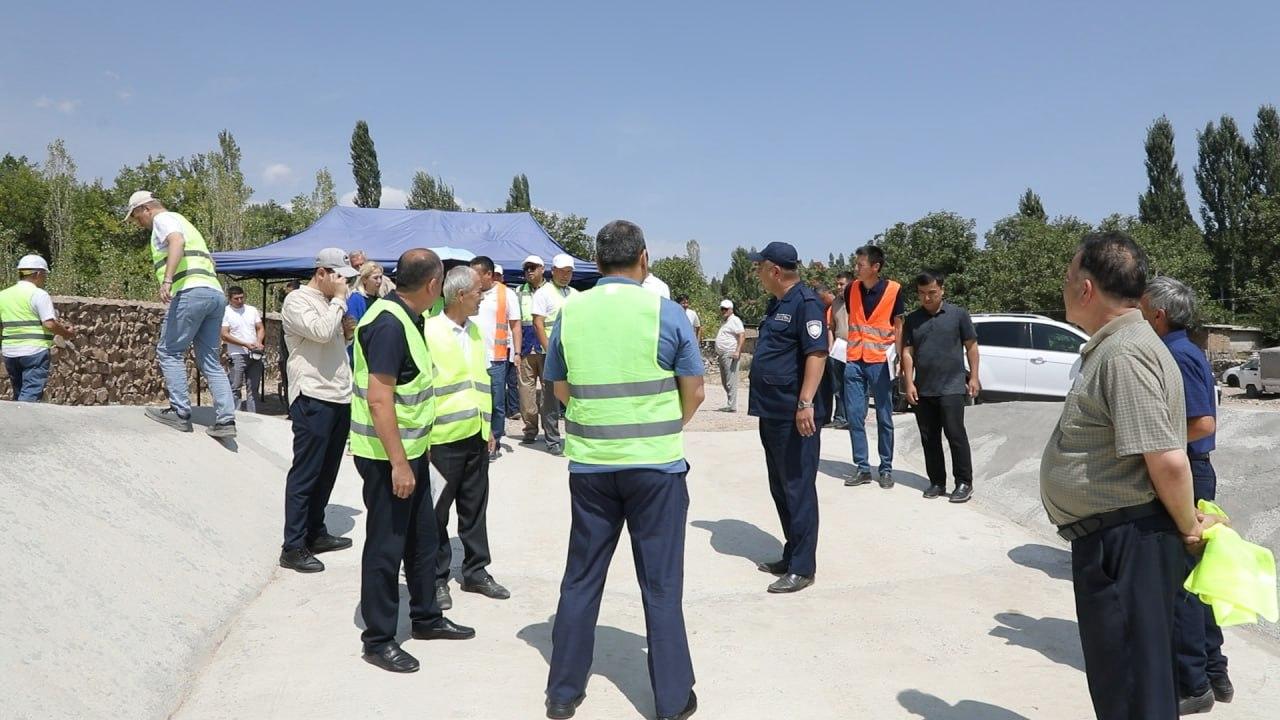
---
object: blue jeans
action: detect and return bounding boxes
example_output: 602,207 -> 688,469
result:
5,350 -> 51,402
488,361 -> 508,439
157,287 -> 235,424
844,360 -> 894,474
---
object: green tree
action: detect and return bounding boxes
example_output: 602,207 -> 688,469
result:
1195,115 -> 1252,308
650,256 -> 708,303
968,215 -> 1090,315
874,211 -> 978,304
504,173 -> 531,212
312,167 -> 338,214
1251,105 -> 1280,197
1098,214 -> 1214,297
204,130 -> 252,250
1018,188 -> 1047,221
0,154 -> 50,256
42,139 -> 77,264
720,247 -> 767,323
350,120 -> 382,208
406,171 -> 460,211
530,207 -> 592,259
1138,116 -> 1197,231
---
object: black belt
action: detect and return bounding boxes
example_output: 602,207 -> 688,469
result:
1189,452 -> 1211,461
1056,500 -> 1165,542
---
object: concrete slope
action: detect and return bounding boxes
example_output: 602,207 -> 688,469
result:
172,426 -> 1280,720
0,403 -> 292,720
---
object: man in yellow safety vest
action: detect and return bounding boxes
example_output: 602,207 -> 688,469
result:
0,254 -> 75,401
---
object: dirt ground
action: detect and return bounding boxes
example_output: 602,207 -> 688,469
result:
1219,383 -> 1280,410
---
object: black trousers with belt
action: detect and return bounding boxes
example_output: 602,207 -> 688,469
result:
1174,456 -> 1228,695
913,394 -> 973,489
548,469 -> 695,719
1072,510 -> 1184,720
357,455 -> 442,652
282,395 -> 350,550
758,418 -> 820,577
430,432 -> 492,585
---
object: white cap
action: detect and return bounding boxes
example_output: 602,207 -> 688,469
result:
315,247 -> 359,278
720,299 -> 734,309
123,190 -> 157,219
493,263 -> 504,275
17,254 -> 49,272
522,255 -> 544,268
552,253 -> 575,270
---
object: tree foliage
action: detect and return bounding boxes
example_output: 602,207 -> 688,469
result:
1138,116 -> 1196,231
42,139 -> 76,264
350,120 -> 382,208
874,211 -> 978,304
1251,105 -> 1280,197
530,207 -> 592,259
1195,115 -> 1252,307
505,173 -> 531,212
1017,188 -> 1046,221
719,247 -> 767,323
407,171 -> 460,211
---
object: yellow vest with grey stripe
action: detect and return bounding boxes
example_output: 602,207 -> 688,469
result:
349,300 -> 435,460
559,282 -> 684,465
423,314 -> 491,444
0,282 -> 54,350
150,213 -> 220,293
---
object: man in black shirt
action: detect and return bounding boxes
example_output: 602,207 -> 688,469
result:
900,271 -> 979,503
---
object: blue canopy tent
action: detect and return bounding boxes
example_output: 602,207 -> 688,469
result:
212,207 -> 599,283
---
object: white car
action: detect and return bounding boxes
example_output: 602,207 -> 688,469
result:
971,313 -> 1089,401
1221,358 -> 1255,388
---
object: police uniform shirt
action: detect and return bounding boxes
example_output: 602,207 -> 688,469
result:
357,292 -> 425,384
748,282 -> 829,420
543,276 -> 704,473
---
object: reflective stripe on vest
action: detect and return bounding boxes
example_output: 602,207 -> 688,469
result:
349,300 -> 435,460
423,314 -> 492,445
560,282 -> 683,465
846,280 -> 900,363
0,282 -> 54,349
149,213 -> 221,294
493,282 -> 510,361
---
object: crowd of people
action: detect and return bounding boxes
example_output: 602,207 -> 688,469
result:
0,190 -> 1242,720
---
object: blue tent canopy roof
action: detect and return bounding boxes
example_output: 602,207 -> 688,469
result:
212,207 -> 599,282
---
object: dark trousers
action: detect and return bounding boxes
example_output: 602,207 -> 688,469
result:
4,350 -> 51,402
827,357 -> 846,423
913,394 -> 973,488
758,418 -> 820,576
282,395 -> 350,550
1174,457 -> 1228,695
549,469 -> 695,718
357,455 -> 442,652
1072,511 -> 1184,720
505,360 -> 520,416
431,433 -> 492,585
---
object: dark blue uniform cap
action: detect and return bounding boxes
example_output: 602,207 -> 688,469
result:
747,242 -> 799,269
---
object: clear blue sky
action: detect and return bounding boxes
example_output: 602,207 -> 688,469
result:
2,1 -> 1277,275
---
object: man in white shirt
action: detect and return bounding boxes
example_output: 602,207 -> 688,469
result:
469,255 -> 522,462
221,285 -> 265,413
678,295 -> 702,344
643,272 -> 671,298
0,254 -> 75,402
715,299 -> 746,412
278,248 -> 360,574
529,253 -> 579,455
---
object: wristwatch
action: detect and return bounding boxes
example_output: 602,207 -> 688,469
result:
796,400 -> 814,410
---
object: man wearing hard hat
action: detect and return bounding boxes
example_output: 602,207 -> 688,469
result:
0,255 -> 75,401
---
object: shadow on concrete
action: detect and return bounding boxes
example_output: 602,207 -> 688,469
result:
818,459 -> 855,481
518,615 -> 654,718
184,407 -> 240,452
1007,543 -> 1072,581
816,459 -> 932,492
989,612 -> 1085,672
898,689 -> 1031,719
689,519 -> 783,566
324,504 -> 361,537
353,584 -> 413,645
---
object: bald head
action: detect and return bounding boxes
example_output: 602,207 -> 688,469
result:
396,248 -> 443,291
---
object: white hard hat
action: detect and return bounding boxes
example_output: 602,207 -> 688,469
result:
552,253 -> 575,270
17,254 -> 49,272
492,263 -> 504,275
720,299 -> 734,309
522,255 -> 544,268
123,190 -> 158,219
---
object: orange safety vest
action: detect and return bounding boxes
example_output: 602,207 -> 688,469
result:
493,281 -> 510,361
846,279 -> 900,363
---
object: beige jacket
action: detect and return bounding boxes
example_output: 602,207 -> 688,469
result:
282,285 -> 351,404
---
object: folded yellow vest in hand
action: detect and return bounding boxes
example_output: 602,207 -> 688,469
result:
1183,500 -> 1279,627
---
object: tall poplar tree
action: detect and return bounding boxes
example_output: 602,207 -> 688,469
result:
1251,105 -> 1280,197
1017,188 -> 1046,221
350,121 -> 382,208
1138,116 -> 1196,231
504,173 -> 530,212
1195,116 -> 1253,308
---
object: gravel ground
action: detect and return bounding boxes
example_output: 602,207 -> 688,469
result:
1219,384 -> 1280,410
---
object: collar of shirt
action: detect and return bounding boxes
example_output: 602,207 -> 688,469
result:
922,303 -> 948,317
446,315 -> 473,333
596,276 -> 642,288
1161,328 -> 1190,348
1080,309 -> 1143,357
384,291 -> 424,324
859,278 -> 887,296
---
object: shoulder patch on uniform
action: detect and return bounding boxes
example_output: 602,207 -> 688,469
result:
806,320 -> 823,339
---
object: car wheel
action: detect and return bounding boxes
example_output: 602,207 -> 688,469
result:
1246,384 -> 1261,399
1227,376 -> 1239,388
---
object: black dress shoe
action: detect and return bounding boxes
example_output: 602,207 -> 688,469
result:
488,449 -> 501,462
280,548 -> 324,573
877,471 -> 895,489
435,583 -> 453,611
308,534 -> 353,554
1178,686 -> 1214,715
767,573 -> 814,593
461,574 -> 511,599
545,694 -> 585,719
949,483 -> 973,503
411,616 -> 476,641
520,435 -> 537,445
362,643 -> 419,673
845,471 -> 872,487
923,484 -> 944,499
756,559 -> 788,575
658,690 -> 698,720
1210,673 -> 1234,703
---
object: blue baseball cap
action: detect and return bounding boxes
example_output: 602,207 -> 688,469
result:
747,241 -> 799,269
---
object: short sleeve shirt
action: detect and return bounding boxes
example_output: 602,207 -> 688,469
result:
472,284 -> 520,362
715,315 -> 745,354
1039,311 -> 1186,526
748,283 -> 829,420
221,304 -> 262,355
1162,330 -> 1216,455
357,293 -> 425,384
150,211 -> 187,252
902,302 -> 976,397
685,308 -> 701,329
531,283 -> 574,319
2,281 -> 56,359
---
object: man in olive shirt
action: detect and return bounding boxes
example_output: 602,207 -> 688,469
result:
1040,232 -> 1214,720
